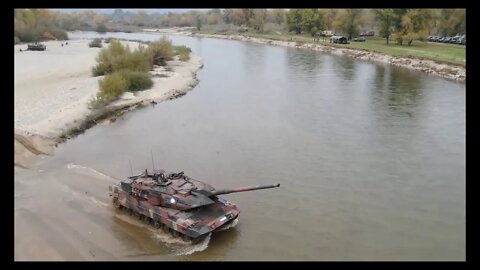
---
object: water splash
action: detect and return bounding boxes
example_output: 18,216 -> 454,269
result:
66,163 -> 119,183
60,184 -> 110,208
217,218 -> 239,231
151,231 -> 192,246
170,233 -> 211,256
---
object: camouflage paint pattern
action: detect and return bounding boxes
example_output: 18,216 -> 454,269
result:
109,169 -> 280,241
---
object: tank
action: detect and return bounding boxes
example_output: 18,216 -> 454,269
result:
108,169 -> 280,242
27,43 -> 46,51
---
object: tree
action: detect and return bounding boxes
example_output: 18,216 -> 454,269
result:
242,9 -> 254,27
251,9 -> 267,31
222,9 -> 232,24
286,9 -> 303,34
375,9 -> 396,44
338,9 -> 364,40
96,23 -> 108,33
301,9 -> 325,36
207,12 -> 220,25
230,9 -> 245,26
393,9 -> 433,46
434,9 -> 465,36
322,9 -> 339,31
196,16 -> 202,30
271,9 -> 286,25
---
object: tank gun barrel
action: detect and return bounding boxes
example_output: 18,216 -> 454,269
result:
211,183 -> 280,196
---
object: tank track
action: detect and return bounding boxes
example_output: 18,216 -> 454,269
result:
112,197 -> 207,243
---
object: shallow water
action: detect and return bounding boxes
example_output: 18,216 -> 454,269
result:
14,32 -> 465,260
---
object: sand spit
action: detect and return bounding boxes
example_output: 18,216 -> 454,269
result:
14,39 -> 203,169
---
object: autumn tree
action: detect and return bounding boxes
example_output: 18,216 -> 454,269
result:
271,9 -> 286,25
434,9 -> 465,36
393,9 -> 433,45
338,9 -> 364,40
286,9 -> 303,34
242,9 -> 254,27
322,9 -> 339,31
251,9 -> 267,31
230,9 -> 246,26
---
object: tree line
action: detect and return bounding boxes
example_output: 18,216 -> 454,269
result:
14,9 -> 466,46
14,9 -> 68,43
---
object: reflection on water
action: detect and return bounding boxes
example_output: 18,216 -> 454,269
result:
15,32 -> 465,261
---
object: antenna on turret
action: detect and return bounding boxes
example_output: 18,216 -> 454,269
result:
151,150 -> 155,171
129,159 -> 133,176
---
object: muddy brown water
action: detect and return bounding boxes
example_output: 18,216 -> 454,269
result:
14,32 -> 465,260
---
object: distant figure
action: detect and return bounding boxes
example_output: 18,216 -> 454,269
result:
19,48 -> 23,52
66,42 -> 68,45
61,43 -> 64,47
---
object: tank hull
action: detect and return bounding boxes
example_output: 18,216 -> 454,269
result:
109,183 -> 240,241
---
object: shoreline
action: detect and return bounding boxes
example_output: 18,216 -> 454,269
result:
14,39 -> 203,169
148,28 -> 465,82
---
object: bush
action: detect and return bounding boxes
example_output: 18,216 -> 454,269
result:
147,37 -> 174,66
47,27 -> 68,40
96,72 -> 129,103
117,70 -> 153,92
89,38 -> 102,48
92,64 -> 108,76
96,23 -> 108,33
175,45 -> 191,61
14,36 -> 20,44
92,41 -> 150,76
104,37 -> 114,43
116,50 -> 151,72
42,31 -> 56,40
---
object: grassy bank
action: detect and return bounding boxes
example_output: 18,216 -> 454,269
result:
194,29 -> 466,66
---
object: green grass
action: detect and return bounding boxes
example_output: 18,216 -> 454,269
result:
195,29 -> 466,66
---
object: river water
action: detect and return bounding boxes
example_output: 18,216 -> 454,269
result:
14,32 -> 465,260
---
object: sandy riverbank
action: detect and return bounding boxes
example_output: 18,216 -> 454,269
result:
149,28 -> 465,82
14,39 -> 203,169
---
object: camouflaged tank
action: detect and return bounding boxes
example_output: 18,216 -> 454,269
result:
109,169 -> 280,242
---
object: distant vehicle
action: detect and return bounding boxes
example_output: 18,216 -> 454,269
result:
360,31 -> 375,37
321,30 -> 335,37
27,43 -> 46,51
353,37 -> 366,42
330,36 -> 349,44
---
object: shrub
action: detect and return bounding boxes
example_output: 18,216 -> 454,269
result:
92,64 -> 108,76
104,37 -> 114,43
115,50 -> 151,72
14,36 -> 20,44
96,23 -> 108,33
48,27 -> 68,40
117,70 -> 153,92
89,38 -> 103,48
92,41 -> 151,76
147,37 -> 174,66
175,45 -> 191,61
96,72 -> 129,103
42,31 -> 55,40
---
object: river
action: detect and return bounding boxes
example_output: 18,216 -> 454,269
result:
14,32 -> 465,260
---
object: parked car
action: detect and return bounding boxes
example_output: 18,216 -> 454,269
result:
353,37 -> 366,42
330,36 -> 349,44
